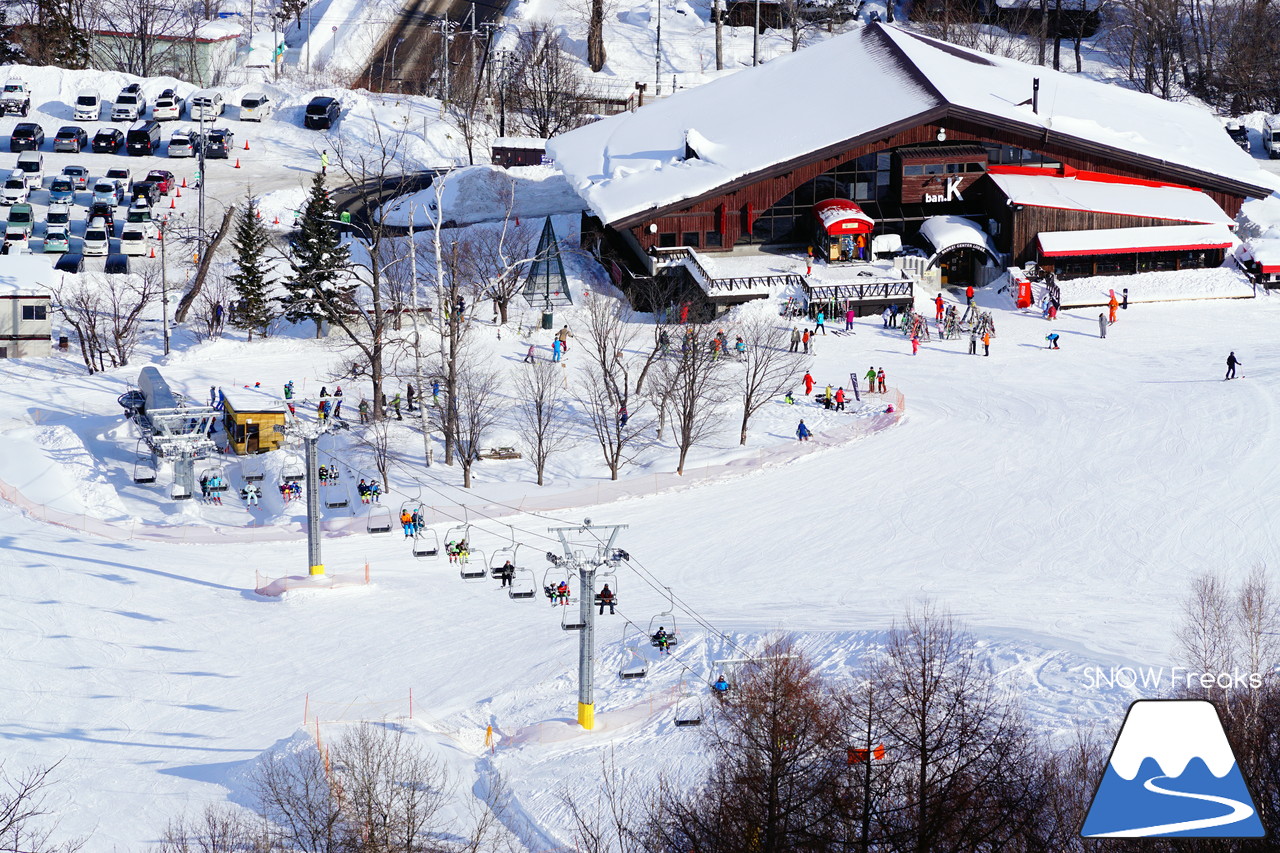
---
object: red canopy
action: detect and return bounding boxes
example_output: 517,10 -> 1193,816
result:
813,199 -> 874,236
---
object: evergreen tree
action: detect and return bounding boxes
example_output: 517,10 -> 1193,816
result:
281,172 -> 351,337
226,197 -> 276,340
0,9 -> 28,65
25,0 -> 88,68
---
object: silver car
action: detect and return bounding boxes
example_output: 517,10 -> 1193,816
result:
168,129 -> 196,158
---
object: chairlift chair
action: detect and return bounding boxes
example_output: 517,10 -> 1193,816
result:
443,522 -> 470,551
132,440 -> 156,484
281,454 -> 304,483
171,482 -> 192,501
366,504 -> 392,534
489,540 -> 521,579
324,480 -> 350,509
561,600 -> 586,631
242,460 -> 264,482
508,568 -> 536,599
647,587 -> 680,651
200,466 -> 229,491
618,626 -> 648,679
459,548 -> 487,581
413,528 -> 440,558
674,679 -> 704,727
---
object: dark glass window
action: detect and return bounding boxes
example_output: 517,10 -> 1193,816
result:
682,232 -> 700,247
904,165 -> 923,176
21,304 -> 46,321
705,231 -> 723,247
658,232 -> 677,248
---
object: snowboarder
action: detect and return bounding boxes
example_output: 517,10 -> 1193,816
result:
814,311 -> 826,335
1098,313 -> 1107,338
358,399 -> 369,424
969,329 -> 978,355
803,372 -> 815,395
1046,332 -> 1061,349
358,480 -> 370,503
1226,351 -> 1241,380
865,366 -> 877,394
796,420 -> 812,441
597,583 -> 616,615
982,331 -> 991,357
524,343 -> 536,363
877,368 -> 887,394
835,387 -> 846,411
935,293 -> 945,321
784,390 -> 795,405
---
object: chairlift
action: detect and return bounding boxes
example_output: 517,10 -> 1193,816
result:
618,625 -> 648,679
594,566 -> 618,614
647,587 -> 680,652
489,526 -> 520,577
366,504 -> 392,534
324,475 -> 350,509
674,678 -> 704,727
561,598 -> 586,631
413,528 -> 440,558
200,466 -> 229,491
459,548 -> 487,581
281,454 -> 304,483
507,567 -> 536,599
132,440 -> 156,484
242,459 -> 264,482
443,521 -> 470,551
171,482 -> 192,501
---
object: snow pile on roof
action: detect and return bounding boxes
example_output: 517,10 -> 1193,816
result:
988,172 -> 1235,225
194,17 -> 244,40
494,136 -> 548,149
380,165 -> 586,228
0,255 -> 54,295
1055,265 -> 1253,305
548,23 -> 1277,227
814,199 -> 873,232
547,26 -> 936,224
220,384 -> 287,413
919,215 -> 999,261
1037,223 -> 1237,256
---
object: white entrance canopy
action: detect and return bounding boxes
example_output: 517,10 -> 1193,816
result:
919,215 -> 1001,268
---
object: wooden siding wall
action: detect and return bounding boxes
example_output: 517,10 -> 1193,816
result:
1008,208 -> 1214,266
625,119 -> 1246,253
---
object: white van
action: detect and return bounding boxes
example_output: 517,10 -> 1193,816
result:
1265,115 -> 1280,159
239,92 -> 272,121
83,218 -> 110,256
189,89 -> 224,121
119,227 -> 148,256
74,90 -> 100,121
15,151 -> 42,189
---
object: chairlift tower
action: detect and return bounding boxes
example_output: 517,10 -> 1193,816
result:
287,417 -> 340,576
549,519 -> 628,730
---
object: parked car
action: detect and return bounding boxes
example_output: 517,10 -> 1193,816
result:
203,128 -> 234,159
9,122 -> 43,152
61,165 -> 90,189
92,128 -> 124,153
125,203 -> 156,237
1226,121 -> 1250,152
112,84 -> 146,121
46,202 -> 70,227
126,119 -> 161,156
153,89 -> 184,121
168,128 -> 197,157
189,89 -> 224,120
55,252 -> 84,273
105,253 -> 130,274
239,92 -> 272,121
14,151 -> 42,188
92,181 -> 123,206
304,96 -> 340,130
145,169 -> 174,194
53,125 -> 88,153
74,90 -> 100,121
1,175 -> 28,205
42,226 -> 69,253
119,227 -> 148,255
48,178 -> 74,204
7,202 -> 34,239
82,217 -> 109,255
87,202 -> 116,230
105,167 -> 132,196
131,180 -> 159,207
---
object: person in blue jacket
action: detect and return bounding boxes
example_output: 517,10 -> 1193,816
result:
797,420 -> 812,441
814,310 -> 826,335
713,675 -> 730,694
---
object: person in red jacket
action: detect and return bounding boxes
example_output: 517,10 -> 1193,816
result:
934,293 -> 944,321
966,284 -> 975,305
803,371 -> 815,395
834,387 -> 846,411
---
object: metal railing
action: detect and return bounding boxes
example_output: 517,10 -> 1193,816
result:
650,246 -> 806,296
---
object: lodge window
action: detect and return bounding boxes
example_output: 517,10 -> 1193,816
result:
705,231 -> 723,247
658,232 -> 677,248
1061,261 -> 1093,278
21,304 -> 46,321
682,232 -> 700,247
1095,258 -> 1128,275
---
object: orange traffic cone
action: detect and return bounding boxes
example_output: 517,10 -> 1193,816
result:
175,187 -> 182,198
244,139 -> 250,151
169,197 -> 176,209
256,209 -> 262,219
272,215 -> 279,225
234,158 -> 240,169
149,246 -> 155,258
181,176 -> 187,188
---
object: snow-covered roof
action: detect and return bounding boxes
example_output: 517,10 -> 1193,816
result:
0,256 -> 54,296
220,384 -> 287,414
988,172 -> 1235,225
919,215 -> 999,265
547,24 -> 1274,227
493,136 -> 547,150
1245,238 -> 1280,273
1037,223 -> 1237,257
814,199 -> 873,234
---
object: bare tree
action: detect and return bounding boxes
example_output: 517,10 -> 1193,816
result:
453,179 -> 538,326
575,295 -> 654,479
189,268 -> 231,343
508,25 -> 599,138
0,760 -> 83,853
451,361 -> 504,488
652,325 -> 728,475
49,279 -> 105,374
331,723 -> 449,850
174,205 -> 236,324
513,358 -> 574,485
559,752 -> 651,853
159,804 -> 264,853
91,0 -> 195,78
733,313 -> 806,445
50,271 -> 156,371
251,737 -> 345,853
356,417 -> 394,485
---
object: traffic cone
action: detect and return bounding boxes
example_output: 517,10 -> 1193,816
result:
181,177 -> 187,188
272,215 -> 279,225
175,187 -> 181,198
169,196 -> 176,209
234,158 -> 240,169
244,139 -> 250,151
256,209 -> 262,219
149,246 -> 155,258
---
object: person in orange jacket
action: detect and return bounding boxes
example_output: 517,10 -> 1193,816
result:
803,371 -> 815,395
934,293 -> 945,321
982,330 -> 991,356
1108,292 -> 1119,324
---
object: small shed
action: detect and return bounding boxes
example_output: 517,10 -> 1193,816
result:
492,136 -> 548,168
0,255 -> 52,358
813,199 -> 874,262
220,385 -> 288,455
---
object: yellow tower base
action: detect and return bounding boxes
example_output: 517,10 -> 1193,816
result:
309,564 -> 325,576
577,701 -> 595,730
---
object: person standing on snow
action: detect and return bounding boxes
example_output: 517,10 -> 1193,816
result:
803,371 -> 815,396
796,420 -> 812,441
845,307 -> 855,331
320,149 -> 329,176
1098,313 -> 1107,339
1108,292 -> 1119,324
935,293 -> 945,322
823,384 -> 833,408
358,399 -> 369,423
524,343 -> 536,363
969,329 -> 978,355
982,331 -> 991,357
835,387 -> 846,411
552,338 -> 562,362
865,366 -> 877,394
814,311 -> 826,335
406,384 -> 415,412
877,368 -> 887,394
557,325 -> 573,353
1046,332 -> 1061,349
882,306 -> 892,328
1226,351 -> 1242,380
911,334 -> 920,356
802,328 -> 811,354
392,392 -> 402,420
432,380 -> 440,406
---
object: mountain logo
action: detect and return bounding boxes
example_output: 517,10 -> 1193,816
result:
1082,699 -> 1265,838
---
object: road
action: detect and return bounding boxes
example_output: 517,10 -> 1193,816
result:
330,171 -> 437,235
357,0 -> 507,95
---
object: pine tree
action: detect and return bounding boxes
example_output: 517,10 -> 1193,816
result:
0,9 -> 28,65
27,0 -> 87,68
281,172 -> 351,337
226,197 -> 276,340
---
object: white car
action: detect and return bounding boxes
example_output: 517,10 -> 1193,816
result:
153,89 -> 184,121
1,176 -> 28,205
239,92 -> 272,121
74,90 -> 100,121
92,181 -> 122,206
46,202 -> 70,227
119,227 -> 148,256
82,218 -> 110,256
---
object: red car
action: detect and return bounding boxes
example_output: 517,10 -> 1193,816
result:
145,169 -> 175,195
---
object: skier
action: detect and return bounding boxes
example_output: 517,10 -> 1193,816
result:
284,381 -> 293,400
982,331 -> 991,357
1046,332 -> 1061,349
1098,313 -> 1107,339
652,626 -> 671,654
803,371 -> 815,396
209,386 -> 217,406
935,293 -> 944,321
499,560 -> 515,588
1226,351 -> 1241,380
358,479 -> 370,503
597,583 -> 616,615
712,675 -> 730,694
835,387 -> 846,412
369,481 -> 382,502
877,368 -> 887,394
318,465 -> 329,485
552,338 -> 562,362
199,475 -> 211,500
333,387 -> 343,419
557,325 -> 573,353
845,307 -> 855,331
320,387 -> 329,400
524,343 -> 536,363
243,483 -> 261,507
865,366 -> 877,394
1041,295 -> 1051,320
358,399 -> 369,424
814,311 -> 826,335
796,420 -> 812,441
969,329 -> 978,355
734,337 -> 746,358
556,580 -> 570,605
400,509 -> 414,538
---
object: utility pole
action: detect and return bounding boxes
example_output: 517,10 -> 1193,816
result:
549,520 -> 628,730
159,215 -> 170,355
753,0 -> 761,66
655,0 -> 662,96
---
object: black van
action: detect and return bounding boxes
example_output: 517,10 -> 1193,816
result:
125,119 -> 161,156
304,97 -> 340,130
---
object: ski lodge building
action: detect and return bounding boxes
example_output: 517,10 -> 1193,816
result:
547,23 -> 1273,317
